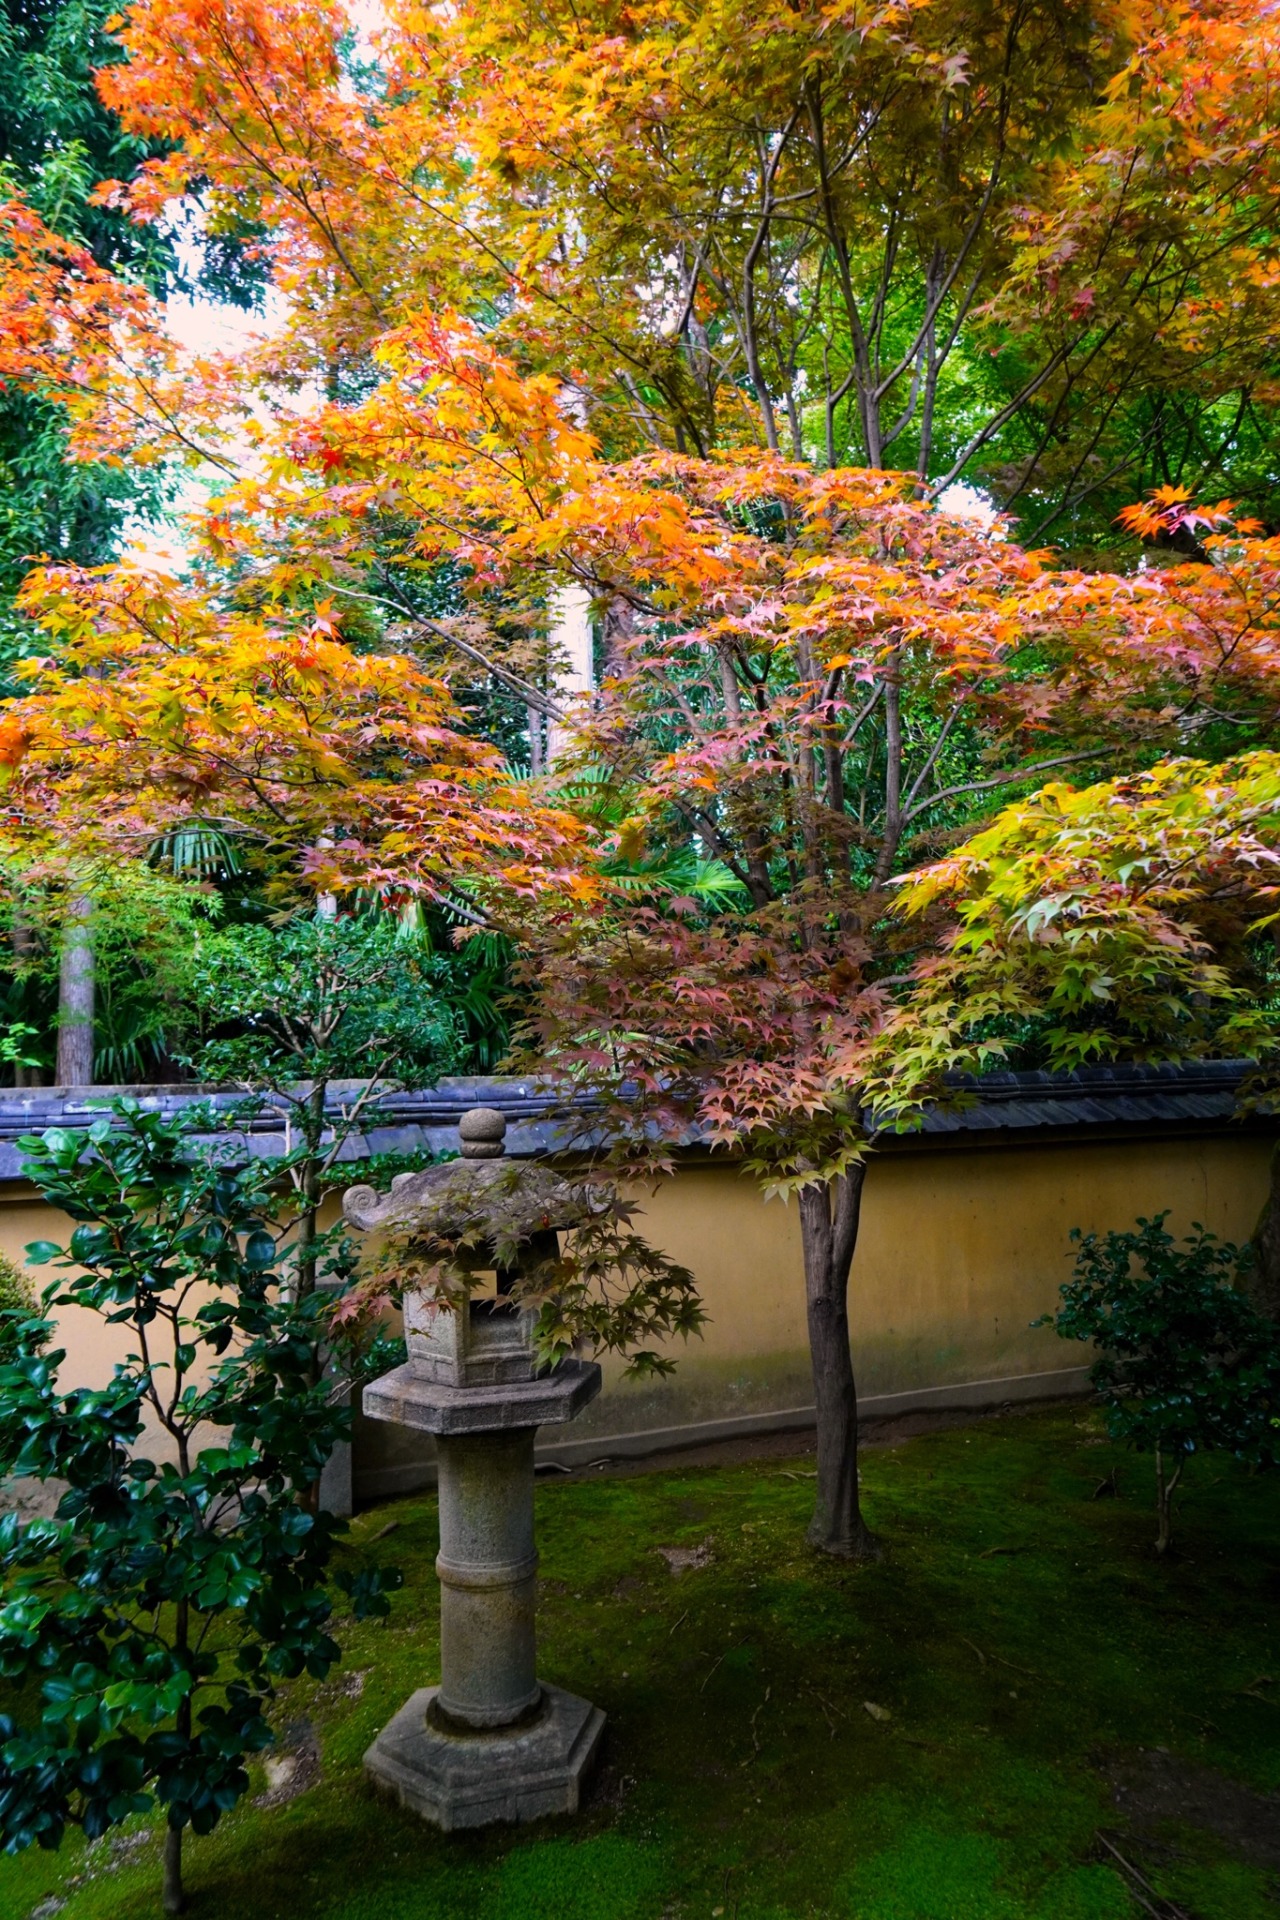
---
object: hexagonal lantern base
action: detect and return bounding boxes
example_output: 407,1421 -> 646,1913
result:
364,1685 -> 605,1831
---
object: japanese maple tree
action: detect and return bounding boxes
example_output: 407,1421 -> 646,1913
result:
0,558 -> 591,909
863,490 -> 1280,1324
481,459 -> 1280,1556
13,281 -> 1280,1555
873,492 -> 1280,1107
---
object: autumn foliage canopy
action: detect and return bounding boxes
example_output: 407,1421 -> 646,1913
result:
0,0 -> 1279,1567
0,0 -> 1275,1121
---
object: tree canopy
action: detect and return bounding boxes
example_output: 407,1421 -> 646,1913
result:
0,0 -> 1278,1554
77,0 -> 1280,543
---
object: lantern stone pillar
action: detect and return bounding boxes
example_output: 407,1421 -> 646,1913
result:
344,1108 -> 605,1830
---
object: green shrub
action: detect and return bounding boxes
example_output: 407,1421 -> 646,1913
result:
1042,1214 -> 1280,1554
0,1104 -> 401,1913
0,1252 -> 33,1364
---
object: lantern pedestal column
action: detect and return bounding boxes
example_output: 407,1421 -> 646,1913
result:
359,1357 -> 604,1831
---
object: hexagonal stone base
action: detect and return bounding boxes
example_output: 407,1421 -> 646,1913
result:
364,1684 -> 605,1831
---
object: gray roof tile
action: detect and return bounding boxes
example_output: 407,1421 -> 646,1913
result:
0,1060 -> 1267,1181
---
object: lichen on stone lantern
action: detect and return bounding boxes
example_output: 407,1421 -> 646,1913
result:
343,1106 -> 604,1830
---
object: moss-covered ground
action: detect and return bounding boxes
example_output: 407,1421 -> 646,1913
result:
2,1407 -> 1277,1920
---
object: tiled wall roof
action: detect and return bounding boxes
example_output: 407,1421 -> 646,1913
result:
0,1060 -> 1266,1182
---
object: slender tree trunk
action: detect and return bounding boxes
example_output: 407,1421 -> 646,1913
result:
1153,1445 -> 1183,1557
295,1079 -> 328,1304
603,592 -> 635,677
163,1823 -> 185,1915
798,1167 -> 880,1558
298,1077 -> 334,1515
165,1603 -> 191,1912
822,343 -> 836,470
785,376 -> 805,460
742,238 -> 780,453
718,655 -> 773,905
10,910 -> 37,1086
871,651 -> 903,888
917,316 -> 939,481
56,894 -> 94,1086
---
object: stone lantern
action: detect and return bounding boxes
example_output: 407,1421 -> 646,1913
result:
342,1107 -> 605,1831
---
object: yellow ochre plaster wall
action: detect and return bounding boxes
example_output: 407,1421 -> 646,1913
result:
556,1130 -> 1275,1445
1,1129 -> 1273,1491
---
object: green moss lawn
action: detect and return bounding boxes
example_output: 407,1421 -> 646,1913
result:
3,1408 -> 1278,1920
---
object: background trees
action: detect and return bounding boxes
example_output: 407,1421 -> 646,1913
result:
0,0 -> 276,1085
0,0 -> 175,1086
0,0 -> 173,669
0,553 -> 589,1085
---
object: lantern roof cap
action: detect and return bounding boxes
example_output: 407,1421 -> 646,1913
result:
343,1107 -> 590,1245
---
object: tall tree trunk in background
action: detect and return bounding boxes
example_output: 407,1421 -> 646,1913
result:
798,1165 -> 881,1559
10,910 -> 38,1086
545,582 -> 594,767
56,895 -> 94,1086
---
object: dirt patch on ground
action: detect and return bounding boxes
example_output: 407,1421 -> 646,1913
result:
584,1758 -> 635,1812
254,1717 -> 323,1810
1108,1748 -> 1280,1868
655,1538 -> 715,1575
315,1666 -> 367,1707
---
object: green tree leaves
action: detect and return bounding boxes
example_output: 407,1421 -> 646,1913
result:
0,1102 -> 400,1896
1041,1214 -> 1280,1553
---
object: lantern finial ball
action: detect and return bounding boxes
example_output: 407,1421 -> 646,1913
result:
458,1107 -> 507,1159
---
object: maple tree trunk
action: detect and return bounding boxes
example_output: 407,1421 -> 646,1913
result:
56,895 -> 94,1086
798,1167 -> 880,1559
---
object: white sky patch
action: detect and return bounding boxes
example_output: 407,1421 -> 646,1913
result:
348,0 -> 389,53
164,288 -> 287,360
117,524 -> 192,575
162,217 -> 292,358
120,212 -> 321,571
339,0 -> 391,98
112,13 -> 393,572
934,480 -> 1001,530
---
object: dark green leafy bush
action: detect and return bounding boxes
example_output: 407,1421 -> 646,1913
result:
1042,1213 -> 1280,1552
0,1104 -> 400,1913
